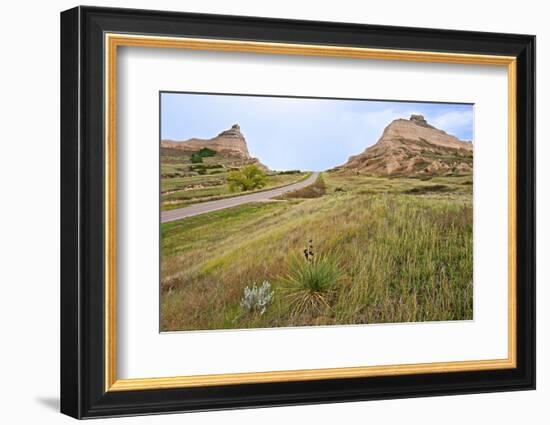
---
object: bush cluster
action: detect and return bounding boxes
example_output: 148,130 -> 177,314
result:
227,165 -> 267,192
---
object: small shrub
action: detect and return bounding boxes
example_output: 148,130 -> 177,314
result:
190,164 -> 208,175
283,174 -> 326,199
240,281 -> 274,315
190,148 -> 217,164
190,153 -> 203,163
198,147 -> 216,157
190,163 -> 223,173
404,184 -> 452,194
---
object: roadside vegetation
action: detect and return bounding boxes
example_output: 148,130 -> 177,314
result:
160,148 -> 309,210
161,172 -> 473,331
227,165 -> 267,192
279,173 -> 326,199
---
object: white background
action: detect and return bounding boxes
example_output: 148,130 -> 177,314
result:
0,0 -> 546,424
118,47 -> 508,379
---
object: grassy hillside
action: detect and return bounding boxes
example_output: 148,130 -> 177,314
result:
161,172 -> 473,331
161,148 -> 308,210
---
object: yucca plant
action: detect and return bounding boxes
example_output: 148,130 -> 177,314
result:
281,240 -> 341,315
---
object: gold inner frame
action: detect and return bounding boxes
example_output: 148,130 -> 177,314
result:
104,33 -> 517,392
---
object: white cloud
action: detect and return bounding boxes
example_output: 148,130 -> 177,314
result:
430,110 -> 474,139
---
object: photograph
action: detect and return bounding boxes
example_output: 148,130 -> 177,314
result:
159,93 -> 474,332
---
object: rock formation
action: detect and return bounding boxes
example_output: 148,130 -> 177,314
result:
340,115 -> 473,176
161,124 -> 251,159
161,124 -> 268,170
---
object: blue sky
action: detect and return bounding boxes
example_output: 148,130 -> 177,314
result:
161,92 -> 473,171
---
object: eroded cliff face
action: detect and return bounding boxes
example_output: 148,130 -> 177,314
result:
161,124 -> 269,170
161,124 -> 251,159
340,115 -> 473,176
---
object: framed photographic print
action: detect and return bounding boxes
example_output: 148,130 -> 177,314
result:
60,6 -> 536,419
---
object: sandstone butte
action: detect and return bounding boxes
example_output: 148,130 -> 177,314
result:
162,116 -> 473,177
161,124 -> 252,159
340,114 -> 473,176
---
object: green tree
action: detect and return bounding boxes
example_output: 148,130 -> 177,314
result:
190,153 -> 203,163
227,165 -> 267,192
198,147 -> 216,157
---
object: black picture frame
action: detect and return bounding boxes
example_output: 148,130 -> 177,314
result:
61,5 -> 535,419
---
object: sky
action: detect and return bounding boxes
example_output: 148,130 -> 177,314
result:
161,92 -> 474,171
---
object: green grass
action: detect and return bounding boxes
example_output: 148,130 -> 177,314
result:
161,202 -> 291,258
160,173 -> 473,331
162,172 -> 311,210
160,150 -> 311,210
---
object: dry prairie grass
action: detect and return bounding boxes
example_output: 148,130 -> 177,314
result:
160,173 -> 473,331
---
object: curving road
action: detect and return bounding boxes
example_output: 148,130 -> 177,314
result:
161,172 -> 319,223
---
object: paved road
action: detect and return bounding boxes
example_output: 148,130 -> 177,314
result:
161,172 -> 319,223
